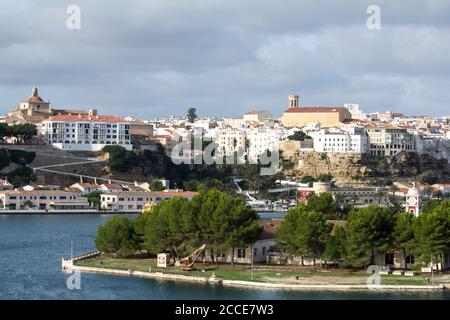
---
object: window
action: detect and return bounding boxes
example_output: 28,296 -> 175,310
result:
237,248 -> 246,259
385,253 -> 394,265
253,248 -> 257,257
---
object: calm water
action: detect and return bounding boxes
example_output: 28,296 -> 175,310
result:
0,214 -> 448,300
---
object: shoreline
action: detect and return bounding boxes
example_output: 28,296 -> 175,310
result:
62,258 -> 446,292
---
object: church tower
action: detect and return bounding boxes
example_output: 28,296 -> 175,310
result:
288,94 -> 299,108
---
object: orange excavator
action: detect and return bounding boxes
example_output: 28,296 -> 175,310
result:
180,244 -> 206,271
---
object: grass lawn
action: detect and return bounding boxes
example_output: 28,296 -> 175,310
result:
75,256 -> 448,286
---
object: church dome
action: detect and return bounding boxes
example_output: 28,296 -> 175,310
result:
25,86 -> 45,103
26,95 -> 44,103
406,183 -> 420,197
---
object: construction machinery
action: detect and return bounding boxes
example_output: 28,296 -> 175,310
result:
180,244 -> 206,271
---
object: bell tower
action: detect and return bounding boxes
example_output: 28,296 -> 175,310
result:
405,182 -> 421,217
288,94 -> 299,108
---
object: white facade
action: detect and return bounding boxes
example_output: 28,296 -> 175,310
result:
215,128 -> 247,160
42,114 -> 132,151
246,128 -> 286,162
242,110 -> 273,123
344,104 -> 367,120
312,127 -> 368,154
367,127 -> 416,156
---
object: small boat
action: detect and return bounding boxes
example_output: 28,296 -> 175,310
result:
246,200 -> 271,212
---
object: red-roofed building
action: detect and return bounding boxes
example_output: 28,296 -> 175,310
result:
281,95 -> 352,127
41,112 -> 132,151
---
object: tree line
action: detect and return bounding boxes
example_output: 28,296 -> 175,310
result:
0,123 -> 38,143
277,196 -> 450,270
95,189 -> 262,264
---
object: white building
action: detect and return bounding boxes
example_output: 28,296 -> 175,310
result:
100,191 -> 198,211
344,104 -> 367,120
312,126 -> 368,154
242,110 -> 273,123
215,128 -> 247,161
42,113 -> 132,151
246,128 -> 286,162
366,126 -> 417,156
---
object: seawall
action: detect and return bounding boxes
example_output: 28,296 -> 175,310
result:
61,258 -> 446,291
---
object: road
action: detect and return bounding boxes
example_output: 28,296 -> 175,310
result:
32,158 -> 135,185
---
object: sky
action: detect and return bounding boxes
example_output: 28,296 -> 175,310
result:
0,0 -> 449,119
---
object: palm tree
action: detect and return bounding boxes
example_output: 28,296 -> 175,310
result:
375,188 -> 386,205
422,186 -> 433,199
389,200 -> 404,214
389,184 -> 400,202
433,190 -> 443,201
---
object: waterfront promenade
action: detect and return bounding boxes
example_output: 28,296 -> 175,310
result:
63,254 -> 448,292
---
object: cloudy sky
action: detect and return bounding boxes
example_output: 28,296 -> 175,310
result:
1,0 -> 449,119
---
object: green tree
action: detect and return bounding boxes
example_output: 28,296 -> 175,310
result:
95,216 -> 137,258
305,192 -> 338,219
136,197 -> 198,261
393,212 -> 415,270
413,201 -> 450,267
187,107 -> 197,123
7,167 -> 36,187
149,180 -> 165,191
346,206 -> 395,268
296,210 -> 332,267
288,131 -> 311,141
323,227 -> 347,266
277,205 -> 332,267
103,145 -> 137,172
9,123 -> 38,143
86,191 -> 101,209
276,206 -> 303,261
300,175 -> 315,185
317,173 -> 333,183
418,170 -> 440,185
23,200 -> 34,209
421,199 -> 440,214
389,200 -> 404,215
389,184 -> 399,201
193,189 -> 261,263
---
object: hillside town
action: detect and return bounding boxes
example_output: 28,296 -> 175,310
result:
0,87 -> 448,213
0,85 -> 449,280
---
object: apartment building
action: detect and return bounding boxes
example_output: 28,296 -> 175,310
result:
366,126 -> 417,156
100,191 -> 198,211
246,128 -> 286,162
0,190 -> 90,210
312,126 -> 368,154
215,128 -> 247,161
41,113 -> 132,151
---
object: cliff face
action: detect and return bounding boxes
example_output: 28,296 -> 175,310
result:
281,150 -> 369,184
280,142 -> 449,184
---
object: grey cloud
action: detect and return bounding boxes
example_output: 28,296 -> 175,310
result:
0,0 -> 449,118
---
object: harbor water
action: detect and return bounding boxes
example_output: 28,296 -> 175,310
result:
0,214 -> 448,300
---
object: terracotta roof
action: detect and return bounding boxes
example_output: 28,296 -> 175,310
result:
101,184 -> 123,189
44,114 -> 129,123
0,190 -> 79,196
284,107 -> 347,113
155,191 -> 198,197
